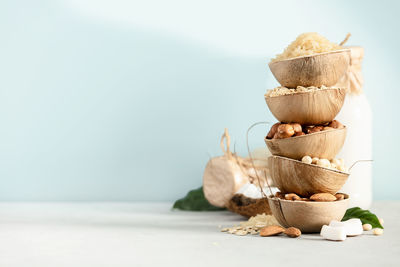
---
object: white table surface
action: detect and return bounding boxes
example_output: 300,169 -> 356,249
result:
0,202 -> 398,267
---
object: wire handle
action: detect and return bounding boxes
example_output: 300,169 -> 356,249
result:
348,159 -> 373,172
246,121 -> 273,198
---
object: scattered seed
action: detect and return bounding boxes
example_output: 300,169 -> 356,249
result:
373,228 -> 384,236
221,213 -> 281,236
235,230 -> 248,236
228,229 -> 238,234
362,224 -> 372,231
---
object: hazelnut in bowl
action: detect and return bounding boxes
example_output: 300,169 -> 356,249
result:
265,87 -> 346,125
265,121 -> 346,160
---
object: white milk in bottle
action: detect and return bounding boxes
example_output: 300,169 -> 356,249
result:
335,46 -> 372,209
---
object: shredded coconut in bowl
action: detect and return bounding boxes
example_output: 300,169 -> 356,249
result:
271,32 -> 342,62
265,85 -> 338,97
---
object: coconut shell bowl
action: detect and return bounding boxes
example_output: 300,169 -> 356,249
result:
265,127 -> 346,160
265,87 -> 346,125
267,194 -> 349,233
268,49 -> 351,88
268,156 -> 349,197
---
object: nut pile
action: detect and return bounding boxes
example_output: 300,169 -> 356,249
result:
221,213 -> 280,236
266,120 -> 344,139
275,191 -> 346,202
301,156 -> 347,172
270,32 -> 343,62
220,213 -> 302,238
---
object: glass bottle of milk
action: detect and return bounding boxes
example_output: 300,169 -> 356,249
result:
335,46 -> 372,209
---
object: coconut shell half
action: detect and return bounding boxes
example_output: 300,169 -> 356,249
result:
226,194 -> 271,218
268,49 -> 350,88
265,87 -> 346,125
203,156 -> 249,207
267,194 -> 349,233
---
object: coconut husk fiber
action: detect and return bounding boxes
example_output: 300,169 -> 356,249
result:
226,193 -> 272,218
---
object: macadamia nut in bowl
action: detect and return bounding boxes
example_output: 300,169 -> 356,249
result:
267,193 -> 349,233
268,156 -> 349,197
265,87 -> 346,125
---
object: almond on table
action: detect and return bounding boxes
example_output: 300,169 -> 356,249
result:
260,225 -> 285,237
284,227 -> 302,238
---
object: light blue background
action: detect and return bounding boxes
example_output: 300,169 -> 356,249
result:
1,0 -> 399,201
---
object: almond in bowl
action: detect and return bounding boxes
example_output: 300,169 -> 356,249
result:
267,193 -> 349,233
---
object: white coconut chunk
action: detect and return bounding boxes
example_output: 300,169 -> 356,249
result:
236,183 -> 263,199
320,225 -> 347,241
329,219 -> 363,236
236,183 -> 251,194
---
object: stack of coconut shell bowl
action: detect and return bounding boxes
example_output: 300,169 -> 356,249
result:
264,50 -> 352,233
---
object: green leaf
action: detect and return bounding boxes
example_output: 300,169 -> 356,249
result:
342,207 -> 384,229
172,187 -> 226,211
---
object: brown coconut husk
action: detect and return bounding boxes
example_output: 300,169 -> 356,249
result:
226,193 -> 272,218
336,34 -> 364,95
203,128 -> 271,208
